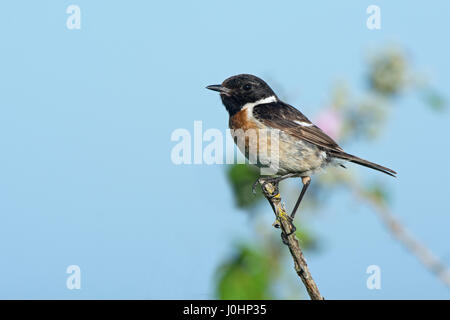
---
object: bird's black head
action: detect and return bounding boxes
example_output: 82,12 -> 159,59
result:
206,74 -> 277,116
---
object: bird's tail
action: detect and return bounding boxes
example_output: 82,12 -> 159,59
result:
329,151 -> 397,177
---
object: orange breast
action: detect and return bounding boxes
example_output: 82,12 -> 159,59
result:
229,109 -> 269,161
229,109 -> 259,131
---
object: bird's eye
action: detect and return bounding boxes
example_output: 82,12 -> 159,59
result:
243,84 -> 252,91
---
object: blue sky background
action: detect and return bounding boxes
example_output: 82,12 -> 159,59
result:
0,1 -> 449,299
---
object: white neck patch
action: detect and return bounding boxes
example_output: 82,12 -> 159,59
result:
241,95 -> 277,112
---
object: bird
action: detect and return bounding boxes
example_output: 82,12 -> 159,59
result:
206,74 -> 396,222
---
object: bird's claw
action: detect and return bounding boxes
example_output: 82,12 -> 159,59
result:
252,178 -> 261,195
272,219 -> 281,228
280,216 -> 297,245
252,177 -> 280,198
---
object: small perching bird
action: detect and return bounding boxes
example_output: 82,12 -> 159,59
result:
207,74 -> 396,222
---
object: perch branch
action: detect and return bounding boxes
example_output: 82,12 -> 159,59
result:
259,181 -> 324,300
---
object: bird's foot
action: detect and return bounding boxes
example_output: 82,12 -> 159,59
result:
252,173 -> 298,195
277,213 -> 297,245
252,177 -> 280,199
281,225 -> 297,245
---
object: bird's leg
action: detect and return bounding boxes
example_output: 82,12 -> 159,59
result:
290,176 -> 311,219
253,173 -> 303,238
252,173 -> 297,196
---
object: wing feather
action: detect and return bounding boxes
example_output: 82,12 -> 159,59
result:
252,101 -> 344,153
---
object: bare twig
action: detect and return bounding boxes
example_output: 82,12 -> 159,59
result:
348,180 -> 450,288
259,181 -> 324,300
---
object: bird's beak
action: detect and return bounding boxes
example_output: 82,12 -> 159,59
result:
206,84 -> 231,95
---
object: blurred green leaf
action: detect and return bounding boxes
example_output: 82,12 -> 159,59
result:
295,227 -> 320,252
215,244 -> 274,299
341,100 -> 386,142
422,89 -> 446,111
227,164 -> 263,208
365,183 -> 390,205
368,49 -> 407,96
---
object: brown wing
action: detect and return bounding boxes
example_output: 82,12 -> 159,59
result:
252,101 -> 397,177
252,101 -> 344,153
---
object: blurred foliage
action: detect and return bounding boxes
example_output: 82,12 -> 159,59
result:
364,182 -> 391,205
422,89 -> 446,111
295,227 -> 319,251
215,223 -> 318,299
340,97 -> 387,142
368,49 -> 407,96
227,164 -> 262,208
215,244 -> 275,300
214,46 -> 446,299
